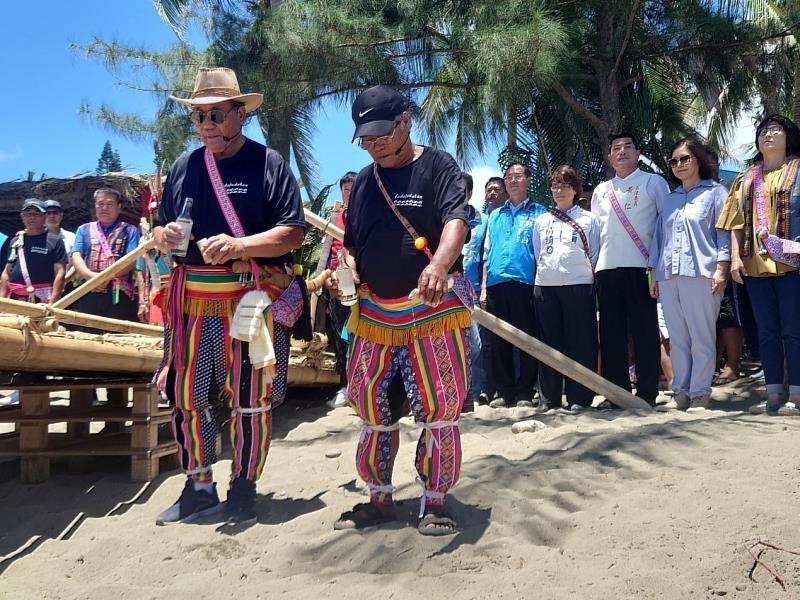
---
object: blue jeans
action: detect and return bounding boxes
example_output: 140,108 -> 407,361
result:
745,271 -> 800,394
467,319 -> 486,398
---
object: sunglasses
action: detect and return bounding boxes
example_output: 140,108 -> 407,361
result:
668,154 -> 693,168
358,120 -> 402,148
189,105 -> 239,125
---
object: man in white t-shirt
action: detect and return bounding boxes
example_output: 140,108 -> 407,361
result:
591,133 -> 670,406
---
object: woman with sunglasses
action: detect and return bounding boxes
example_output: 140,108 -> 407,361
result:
717,115 -> 800,415
649,140 -> 730,411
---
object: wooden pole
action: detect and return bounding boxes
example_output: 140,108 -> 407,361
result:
0,297 -> 162,337
304,208 -> 344,242
51,236 -> 158,310
472,308 -> 649,410
302,207 -> 650,410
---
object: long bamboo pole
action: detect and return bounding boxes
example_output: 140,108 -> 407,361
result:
302,207 -> 650,410
51,237 -> 158,310
0,297 -> 162,337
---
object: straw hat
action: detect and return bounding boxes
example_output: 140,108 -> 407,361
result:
169,67 -> 263,113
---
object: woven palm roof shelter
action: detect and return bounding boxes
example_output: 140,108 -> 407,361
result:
0,172 -> 151,236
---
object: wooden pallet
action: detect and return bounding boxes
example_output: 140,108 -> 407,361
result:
0,381 -> 177,482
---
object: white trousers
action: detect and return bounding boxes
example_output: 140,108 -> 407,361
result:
659,276 -> 722,399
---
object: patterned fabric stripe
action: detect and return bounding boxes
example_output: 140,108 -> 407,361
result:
351,289 -> 471,345
410,329 -> 469,423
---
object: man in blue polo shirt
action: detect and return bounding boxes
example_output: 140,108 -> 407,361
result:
480,162 -> 546,408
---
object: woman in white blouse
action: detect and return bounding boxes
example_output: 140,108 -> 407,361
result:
533,165 -> 600,412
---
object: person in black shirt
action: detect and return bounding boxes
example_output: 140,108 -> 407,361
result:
153,67 -> 305,527
0,199 -> 66,303
331,86 -> 470,536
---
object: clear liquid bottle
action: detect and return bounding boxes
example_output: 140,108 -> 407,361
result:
172,197 -> 193,257
335,249 -> 357,306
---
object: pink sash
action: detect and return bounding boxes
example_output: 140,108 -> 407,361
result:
204,148 -> 262,284
91,221 -> 135,301
606,181 -> 649,260
12,232 -> 51,302
753,163 -> 800,268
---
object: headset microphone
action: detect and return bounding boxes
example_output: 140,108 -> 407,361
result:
393,132 -> 411,156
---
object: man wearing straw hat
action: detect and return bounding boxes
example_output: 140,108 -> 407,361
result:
153,67 -> 305,526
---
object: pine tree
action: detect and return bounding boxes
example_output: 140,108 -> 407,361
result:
96,140 -> 122,174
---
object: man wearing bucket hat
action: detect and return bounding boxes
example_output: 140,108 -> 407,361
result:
0,199 -> 67,303
330,85 -> 471,536
153,67 -> 306,526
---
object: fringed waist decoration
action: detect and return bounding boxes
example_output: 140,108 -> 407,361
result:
346,286 -> 470,346
183,267 -> 247,317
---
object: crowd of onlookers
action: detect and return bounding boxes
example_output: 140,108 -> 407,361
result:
0,188 -> 146,325
6,113 -> 799,418
324,114 -> 800,416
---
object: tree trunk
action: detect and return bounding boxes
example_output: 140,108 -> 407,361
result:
794,53 -> 800,124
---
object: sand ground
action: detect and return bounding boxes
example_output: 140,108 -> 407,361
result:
1,379 -> 799,600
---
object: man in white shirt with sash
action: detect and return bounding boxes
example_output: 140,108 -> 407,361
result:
591,133 -> 669,406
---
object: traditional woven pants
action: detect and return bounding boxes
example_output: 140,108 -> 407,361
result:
161,267 -> 290,484
346,328 -> 469,509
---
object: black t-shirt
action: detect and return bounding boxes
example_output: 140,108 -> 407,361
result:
344,147 -> 468,297
7,231 -> 67,285
156,139 -> 305,266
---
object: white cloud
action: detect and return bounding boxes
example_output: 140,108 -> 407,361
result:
0,145 -> 23,162
467,164 -> 502,209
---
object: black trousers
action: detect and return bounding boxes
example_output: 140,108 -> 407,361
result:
74,290 -> 138,333
533,284 -> 598,407
486,280 -> 538,401
595,268 -> 659,404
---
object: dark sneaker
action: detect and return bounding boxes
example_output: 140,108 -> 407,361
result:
224,477 -> 258,525
156,479 -> 221,525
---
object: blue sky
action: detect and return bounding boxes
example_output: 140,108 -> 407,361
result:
0,1 -> 502,205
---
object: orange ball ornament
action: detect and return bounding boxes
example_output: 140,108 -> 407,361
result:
414,236 -> 428,251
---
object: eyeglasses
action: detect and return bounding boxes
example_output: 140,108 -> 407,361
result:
758,126 -> 785,138
95,202 -> 118,209
504,173 -> 527,182
668,154 -> 694,168
189,105 -> 240,125
549,182 -> 571,191
358,120 -> 402,148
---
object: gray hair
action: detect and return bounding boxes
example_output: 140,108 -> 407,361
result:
93,188 -> 122,203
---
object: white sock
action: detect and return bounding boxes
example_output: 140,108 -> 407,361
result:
193,481 -> 214,493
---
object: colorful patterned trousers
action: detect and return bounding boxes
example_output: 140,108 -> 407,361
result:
346,327 -> 469,510
160,267 -> 289,484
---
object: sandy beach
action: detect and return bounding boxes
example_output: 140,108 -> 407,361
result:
1,379 -> 799,600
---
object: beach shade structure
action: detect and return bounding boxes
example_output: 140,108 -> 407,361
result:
302,207 -> 650,411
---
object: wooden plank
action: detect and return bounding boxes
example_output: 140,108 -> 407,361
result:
472,308 -> 650,410
19,390 -> 50,482
0,431 -> 177,457
0,408 -> 171,424
66,388 -> 93,441
51,237 -> 157,310
0,297 -> 163,336
132,386 -> 160,417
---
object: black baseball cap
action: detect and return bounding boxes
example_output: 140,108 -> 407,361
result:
351,85 -> 406,142
20,199 -> 45,212
43,199 -> 62,211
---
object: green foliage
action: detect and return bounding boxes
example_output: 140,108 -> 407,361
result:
294,182 -> 334,275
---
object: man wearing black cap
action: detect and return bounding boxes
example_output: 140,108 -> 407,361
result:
331,85 -> 471,536
0,199 -> 67,303
43,199 -> 76,282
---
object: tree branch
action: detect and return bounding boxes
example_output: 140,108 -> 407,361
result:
612,0 -> 641,78
550,79 -> 604,130
647,20 -> 800,58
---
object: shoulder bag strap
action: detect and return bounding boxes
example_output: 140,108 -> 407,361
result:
549,206 -> 591,261
204,147 -> 261,286
606,181 -> 649,260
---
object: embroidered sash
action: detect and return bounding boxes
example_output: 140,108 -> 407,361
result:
752,163 -> 800,268
12,232 -> 52,302
606,181 -> 649,260
90,221 -> 135,300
